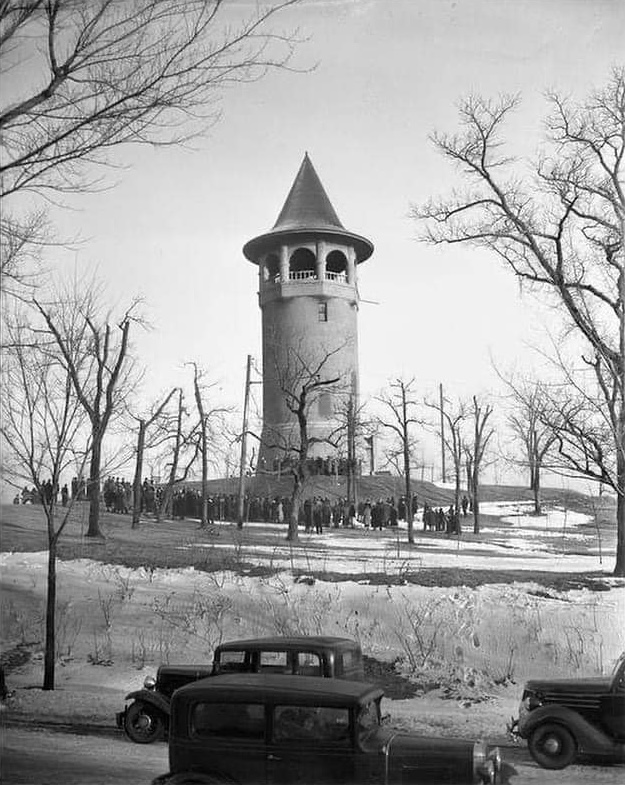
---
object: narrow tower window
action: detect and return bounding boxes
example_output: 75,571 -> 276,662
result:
318,302 -> 328,322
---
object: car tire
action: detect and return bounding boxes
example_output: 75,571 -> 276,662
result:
165,774 -> 237,785
124,701 -> 166,744
528,722 -> 577,769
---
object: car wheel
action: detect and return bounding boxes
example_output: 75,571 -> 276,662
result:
528,722 -> 577,769
124,701 -> 165,744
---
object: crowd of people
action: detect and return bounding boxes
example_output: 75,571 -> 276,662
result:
14,475 -> 472,538
16,480 -> 70,507
103,477 -> 133,514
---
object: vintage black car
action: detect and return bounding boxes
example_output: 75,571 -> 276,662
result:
152,673 -> 503,785
117,636 -> 363,743
514,651 -> 625,769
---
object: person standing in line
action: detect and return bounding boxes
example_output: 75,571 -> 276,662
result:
362,499 -> 372,528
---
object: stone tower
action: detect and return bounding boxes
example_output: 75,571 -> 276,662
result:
243,154 -> 374,471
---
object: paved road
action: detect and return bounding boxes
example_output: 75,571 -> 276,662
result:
1,725 -> 624,784
1,725 -> 165,785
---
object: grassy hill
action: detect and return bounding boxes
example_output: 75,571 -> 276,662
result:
198,473 -> 597,512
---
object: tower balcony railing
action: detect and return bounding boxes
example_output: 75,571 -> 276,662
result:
271,270 -> 349,284
325,271 -> 348,283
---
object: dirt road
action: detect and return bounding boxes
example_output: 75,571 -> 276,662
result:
2,725 -> 624,784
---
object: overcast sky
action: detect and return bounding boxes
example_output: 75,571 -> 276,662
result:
40,0 -> 625,479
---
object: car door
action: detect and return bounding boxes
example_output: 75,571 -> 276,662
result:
601,664 -> 625,740
266,704 -> 355,785
189,700 -> 267,784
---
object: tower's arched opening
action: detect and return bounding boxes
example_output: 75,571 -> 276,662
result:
326,250 -> 347,279
264,253 -> 280,281
289,247 -> 316,278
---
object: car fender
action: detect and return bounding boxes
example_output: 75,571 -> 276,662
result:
518,705 -> 619,756
124,689 -> 171,716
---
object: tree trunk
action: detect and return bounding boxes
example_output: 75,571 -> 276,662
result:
532,464 -> 542,515
615,493 -> 625,577
454,469 -> 461,536
43,536 -> 57,690
86,435 -> 103,537
287,473 -> 302,541
132,420 -> 146,529
200,427 -> 208,528
157,395 -> 182,523
157,484 -> 174,523
614,449 -> 625,576
472,470 -> 480,535
404,443 -> 413,544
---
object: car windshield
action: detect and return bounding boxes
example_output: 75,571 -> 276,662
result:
356,699 -> 380,742
610,653 -> 625,680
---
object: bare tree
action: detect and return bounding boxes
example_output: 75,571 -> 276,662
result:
154,388 -> 199,522
536,344 -> 618,506
425,395 -> 467,533
0,210 -> 48,302
34,280 -> 140,537
332,393 -> 370,510
1,310 -> 88,690
466,395 -> 495,534
260,341 -> 346,541
500,376 -> 557,514
189,362 -> 231,528
374,378 -> 421,544
413,68 -> 625,574
0,0 -> 304,294
130,387 -> 178,528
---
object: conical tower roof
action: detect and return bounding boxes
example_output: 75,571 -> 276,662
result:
272,153 -> 345,232
243,154 -> 373,263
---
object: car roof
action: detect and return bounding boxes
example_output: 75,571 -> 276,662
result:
173,673 -> 383,707
215,636 -> 360,653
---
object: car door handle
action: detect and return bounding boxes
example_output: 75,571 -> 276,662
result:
267,754 -> 281,761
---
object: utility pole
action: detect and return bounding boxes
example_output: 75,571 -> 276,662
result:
237,355 -> 252,529
439,382 -> 446,483
346,396 -> 355,507
400,381 -> 414,543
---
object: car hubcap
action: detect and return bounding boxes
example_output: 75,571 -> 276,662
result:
135,714 -> 153,732
544,736 -> 561,755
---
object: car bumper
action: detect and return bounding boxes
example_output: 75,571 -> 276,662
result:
116,709 -> 126,729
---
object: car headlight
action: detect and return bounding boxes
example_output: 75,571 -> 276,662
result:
473,740 -> 487,773
522,691 -> 542,711
143,675 -> 156,690
475,746 -> 502,784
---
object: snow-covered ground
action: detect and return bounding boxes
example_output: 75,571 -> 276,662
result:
174,501 -> 609,573
1,500 -> 623,740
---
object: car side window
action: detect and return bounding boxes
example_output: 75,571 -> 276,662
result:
192,702 -> 265,739
273,705 -> 350,744
259,651 -> 289,673
296,652 -> 322,676
215,651 -> 248,673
